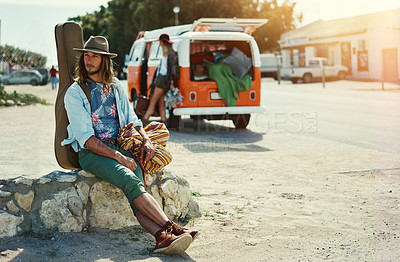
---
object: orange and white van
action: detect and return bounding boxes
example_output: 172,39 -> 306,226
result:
126,18 -> 267,129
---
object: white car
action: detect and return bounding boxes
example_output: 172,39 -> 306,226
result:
281,57 -> 348,83
2,70 -> 44,86
260,53 -> 281,79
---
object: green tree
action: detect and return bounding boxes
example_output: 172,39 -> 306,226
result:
252,0 -> 302,52
69,0 -> 301,74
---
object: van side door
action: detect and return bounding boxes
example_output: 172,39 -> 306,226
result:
147,41 -> 162,92
127,42 -> 146,99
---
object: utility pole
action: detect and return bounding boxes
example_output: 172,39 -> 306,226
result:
173,6 -> 180,26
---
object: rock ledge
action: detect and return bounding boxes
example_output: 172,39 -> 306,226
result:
0,169 -> 200,238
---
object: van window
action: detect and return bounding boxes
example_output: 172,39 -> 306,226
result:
149,42 -> 162,60
189,40 -> 252,81
130,42 -> 144,62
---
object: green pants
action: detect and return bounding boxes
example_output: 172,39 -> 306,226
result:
78,144 -> 146,214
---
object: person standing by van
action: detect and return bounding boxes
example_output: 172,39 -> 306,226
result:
63,35 -> 197,254
142,34 -> 179,126
50,66 -> 58,90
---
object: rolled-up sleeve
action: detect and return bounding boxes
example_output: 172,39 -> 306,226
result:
64,85 -> 94,149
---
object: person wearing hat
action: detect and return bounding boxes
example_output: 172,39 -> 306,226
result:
142,33 -> 179,126
63,36 -> 198,254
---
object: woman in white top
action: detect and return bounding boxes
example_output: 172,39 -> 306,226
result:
142,34 -> 179,126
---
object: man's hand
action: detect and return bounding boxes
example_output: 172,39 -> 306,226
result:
116,152 -> 137,172
140,138 -> 155,164
85,136 -> 137,172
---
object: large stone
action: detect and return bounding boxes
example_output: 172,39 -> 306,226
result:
67,196 -> 83,217
15,177 -> 33,187
0,211 -> 23,237
39,188 -> 83,232
37,177 -> 52,185
155,171 -> 192,220
14,191 -> 35,212
0,191 -> 12,198
5,99 -> 15,106
57,174 -> 77,183
188,199 -> 202,218
145,173 -> 156,186
6,200 -> 20,214
75,182 -> 90,205
78,170 -> 96,178
89,181 -> 138,229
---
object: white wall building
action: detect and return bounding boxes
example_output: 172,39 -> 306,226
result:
279,9 -> 400,82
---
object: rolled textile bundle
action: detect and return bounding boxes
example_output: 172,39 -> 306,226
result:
117,122 -> 173,174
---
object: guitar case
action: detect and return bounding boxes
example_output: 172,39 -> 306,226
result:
54,21 -> 88,170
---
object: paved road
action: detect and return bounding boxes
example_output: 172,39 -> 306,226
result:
171,79 -> 400,173
258,79 -> 400,155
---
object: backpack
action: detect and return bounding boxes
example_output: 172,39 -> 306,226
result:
54,22 -> 90,170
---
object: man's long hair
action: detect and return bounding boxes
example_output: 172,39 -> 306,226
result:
74,52 -> 115,87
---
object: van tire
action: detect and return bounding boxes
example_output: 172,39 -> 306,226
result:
302,73 -> 312,83
337,71 -> 346,80
232,114 -> 250,129
30,79 -> 38,86
168,110 -> 181,130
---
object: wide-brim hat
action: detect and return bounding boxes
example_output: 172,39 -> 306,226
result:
73,36 -> 117,58
157,33 -> 173,44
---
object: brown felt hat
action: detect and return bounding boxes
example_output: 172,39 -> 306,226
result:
74,36 -> 117,58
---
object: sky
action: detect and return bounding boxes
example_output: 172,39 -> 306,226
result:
1,0 -> 400,67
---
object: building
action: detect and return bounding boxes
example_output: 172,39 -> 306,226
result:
279,9 -> 400,82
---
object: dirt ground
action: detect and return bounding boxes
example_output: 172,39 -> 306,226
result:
1,82 -> 400,261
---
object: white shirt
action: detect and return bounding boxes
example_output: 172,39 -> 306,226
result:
159,56 -> 168,76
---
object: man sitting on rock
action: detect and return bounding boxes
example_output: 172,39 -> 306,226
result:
62,35 -> 199,254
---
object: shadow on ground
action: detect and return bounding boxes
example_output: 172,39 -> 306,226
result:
168,118 -> 270,153
0,226 -> 196,262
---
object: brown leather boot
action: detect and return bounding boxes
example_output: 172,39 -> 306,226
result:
153,223 -> 192,254
168,220 -> 201,241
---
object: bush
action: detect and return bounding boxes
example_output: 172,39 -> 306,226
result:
0,85 -> 48,106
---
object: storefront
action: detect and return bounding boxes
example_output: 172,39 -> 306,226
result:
279,9 -> 400,82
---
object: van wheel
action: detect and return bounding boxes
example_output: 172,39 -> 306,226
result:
337,71 -> 346,80
168,110 -> 181,130
232,114 -> 250,129
30,79 -> 38,85
303,73 -> 312,83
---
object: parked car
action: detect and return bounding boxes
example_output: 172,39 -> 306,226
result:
126,18 -> 268,129
2,70 -> 44,86
260,53 -> 281,79
37,68 -> 50,85
281,57 -> 348,83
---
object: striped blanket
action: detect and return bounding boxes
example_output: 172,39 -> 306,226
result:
117,122 -> 173,174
